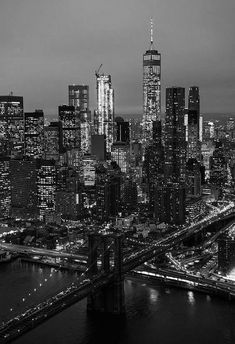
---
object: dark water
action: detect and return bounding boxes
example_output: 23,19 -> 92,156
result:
0,260 -> 235,344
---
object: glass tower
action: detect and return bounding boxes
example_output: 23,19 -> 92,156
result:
94,74 -> 114,153
188,86 -> 201,162
142,20 -> 161,146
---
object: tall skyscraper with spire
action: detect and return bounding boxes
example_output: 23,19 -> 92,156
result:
142,19 -> 161,146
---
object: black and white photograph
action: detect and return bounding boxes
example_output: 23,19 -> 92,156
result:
0,0 -> 235,343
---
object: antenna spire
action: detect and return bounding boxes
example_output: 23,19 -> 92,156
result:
150,18 -> 153,47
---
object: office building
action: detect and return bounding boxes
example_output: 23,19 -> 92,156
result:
95,163 -> 110,221
111,142 -> 130,173
83,155 -> 96,187
143,120 -> 164,209
210,141 -> 227,187
218,234 -> 235,274
68,85 -> 89,110
114,117 -> 130,143
91,134 -> 106,161
186,158 -> 201,198
187,87 -> 201,161
44,121 -> 63,161
0,157 -> 11,217
55,191 -> 79,220
10,159 -> 38,219
122,179 -> 138,212
58,105 -> 79,151
164,87 -> 186,184
0,95 -> 24,157
201,141 -> 215,181
24,110 -> 44,158
155,87 -> 186,225
68,85 -> 91,153
80,110 -> 91,154
155,184 -> 186,225
204,121 -> 215,139
37,160 -> 56,221
94,73 -> 114,153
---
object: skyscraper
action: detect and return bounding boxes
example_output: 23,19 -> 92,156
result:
0,95 -> 24,157
187,86 -> 201,161
155,87 -> 186,225
142,20 -> 161,146
0,157 -> 11,217
68,85 -> 89,110
44,121 -> 63,161
37,159 -> 57,221
10,159 -> 38,219
111,142 -> 130,173
91,135 -> 106,161
218,234 -> 235,274
94,72 -> 114,153
58,105 -> 79,151
143,120 -> 164,210
164,87 -> 186,184
114,117 -> 130,144
24,110 -> 44,159
68,85 -> 91,153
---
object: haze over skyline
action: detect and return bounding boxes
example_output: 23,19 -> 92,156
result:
0,0 -> 234,117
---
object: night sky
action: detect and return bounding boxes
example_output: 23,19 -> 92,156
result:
0,0 -> 234,117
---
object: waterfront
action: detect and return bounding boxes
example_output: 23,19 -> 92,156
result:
0,261 -> 235,344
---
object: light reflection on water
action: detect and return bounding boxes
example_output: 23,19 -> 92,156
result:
187,291 -> 195,305
149,287 -> 159,304
0,262 -> 235,344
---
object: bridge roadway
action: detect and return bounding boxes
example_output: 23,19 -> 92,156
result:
123,206 -> 235,272
131,267 -> 235,298
1,205 -> 235,342
0,242 -> 86,260
0,271 -> 117,343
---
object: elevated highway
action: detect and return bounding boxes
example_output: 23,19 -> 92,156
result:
0,242 -> 85,260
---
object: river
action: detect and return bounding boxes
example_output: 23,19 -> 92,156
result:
0,260 -> 235,344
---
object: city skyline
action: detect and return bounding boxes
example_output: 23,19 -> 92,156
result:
1,2 -> 235,343
0,0 -> 234,116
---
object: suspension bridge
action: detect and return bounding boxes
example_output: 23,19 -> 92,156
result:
1,204 -> 235,343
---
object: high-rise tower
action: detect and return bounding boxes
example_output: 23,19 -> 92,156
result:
68,85 -> 91,154
0,95 -> 24,157
164,87 -> 186,184
68,85 -> 89,110
142,19 -> 161,146
24,110 -> 44,159
188,86 -> 201,162
155,87 -> 186,225
94,71 -> 114,153
58,105 -> 80,151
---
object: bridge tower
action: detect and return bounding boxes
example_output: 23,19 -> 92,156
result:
87,232 -> 125,314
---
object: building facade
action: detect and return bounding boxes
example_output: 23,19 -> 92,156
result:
58,105 -> 80,151
0,95 -> 24,157
24,110 -> 44,159
187,86 -> 201,162
68,85 -> 91,153
155,87 -> 186,225
94,74 -> 114,153
10,159 -> 38,219
0,157 -> 11,217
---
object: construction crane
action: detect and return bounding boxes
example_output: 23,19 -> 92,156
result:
95,64 -> 103,78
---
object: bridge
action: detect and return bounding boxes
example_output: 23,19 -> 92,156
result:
1,204 -> 235,343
